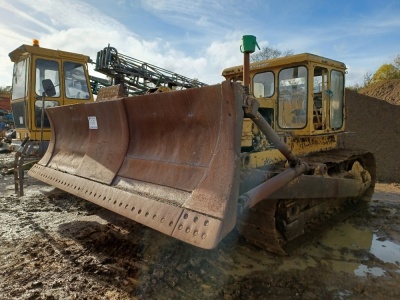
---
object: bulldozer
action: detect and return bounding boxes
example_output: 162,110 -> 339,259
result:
7,41 -> 206,154
8,39 -> 95,153
27,35 -> 375,254
5,40 -> 95,194
6,40 -> 205,195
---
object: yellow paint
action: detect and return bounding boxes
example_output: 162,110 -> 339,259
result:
241,119 -> 253,147
232,53 -> 346,168
9,43 -> 94,143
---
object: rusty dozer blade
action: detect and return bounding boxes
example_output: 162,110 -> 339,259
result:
29,81 -> 244,249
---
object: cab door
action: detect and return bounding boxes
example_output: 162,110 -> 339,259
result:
312,67 -> 345,132
62,60 -> 93,106
312,66 -> 328,131
329,70 -> 344,130
31,56 -> 62,141
11,57 -> 30,138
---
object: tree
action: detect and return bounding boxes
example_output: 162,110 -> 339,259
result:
346,83 -> 362,92
251,46 -> 294,62
371,63 -> 400,83
363,72 -> 373,86
394,54 -> 400,69
345,71 -> 373,91
0,86 -> 11,94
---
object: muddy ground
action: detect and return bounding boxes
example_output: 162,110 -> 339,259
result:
1,87 -> 400,300
0,151 -> 400,300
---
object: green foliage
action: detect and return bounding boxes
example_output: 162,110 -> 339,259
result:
364,72 -> 373,86
346,83 -> 363,92
371,63 -> 400,83
251,46 -> 294,62
0,86 -> 11,94
394,54 -> 400,69
346,71 -> 373,91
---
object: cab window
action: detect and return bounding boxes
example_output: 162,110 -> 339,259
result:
12,58 -> 29,100
330,70 -> 344,129
64,62 -> 90,99
253,71 -> 274,98
35,59 -> 60,97
278,66 -> 307,129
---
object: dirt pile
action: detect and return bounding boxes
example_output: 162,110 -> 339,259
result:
359,79 -> 400,105
339,89 -> 400,182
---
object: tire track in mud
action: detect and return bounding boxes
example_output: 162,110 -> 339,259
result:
1,174 -> 400,299
2,116 -> 400,300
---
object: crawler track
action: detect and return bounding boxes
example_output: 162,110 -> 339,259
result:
237,149 -> 376,255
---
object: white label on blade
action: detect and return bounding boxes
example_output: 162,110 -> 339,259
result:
19,116 -> 24,124
88,116 -> 98,129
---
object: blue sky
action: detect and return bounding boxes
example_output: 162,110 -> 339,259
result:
1,0 -> 399,87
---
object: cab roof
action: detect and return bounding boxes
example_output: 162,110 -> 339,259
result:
222,53 -> 346,77
9,44 -> 91,63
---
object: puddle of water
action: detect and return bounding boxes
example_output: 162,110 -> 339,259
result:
285,222 -> 400,276
223,222 -> 400,278
336,290 -> 353,300
317,223 -> 373,251
277,255 -> 318,272
328,260 -> 361,274
370,235 -> 400,264
302,223 -> 373,262
354,264 -> 386,277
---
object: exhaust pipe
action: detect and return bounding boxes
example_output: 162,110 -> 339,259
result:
240,35 -> 297,165
240,35 -> 259,93
239,35 -> 309,210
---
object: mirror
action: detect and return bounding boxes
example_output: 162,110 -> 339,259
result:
42,79 -> 57,97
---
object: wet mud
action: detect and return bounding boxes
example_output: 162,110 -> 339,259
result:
1,152 -> 400,299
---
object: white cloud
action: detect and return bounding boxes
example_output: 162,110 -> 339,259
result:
0,1 -> 58,34
0,0 -> 246,88
196,16 -> 211,28
205,34 -> 245,83
15,0 -> 128,33
138,0 -> 252,35
1,0 -> 400,89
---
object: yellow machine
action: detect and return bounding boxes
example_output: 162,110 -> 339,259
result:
223,53 -> 346,167
7,41 -> 206,153
8,40 -> 94,153
28,36 -> 375,254
6,40 -> 207,195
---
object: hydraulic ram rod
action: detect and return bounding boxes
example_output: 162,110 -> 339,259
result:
240,95 -> 310,210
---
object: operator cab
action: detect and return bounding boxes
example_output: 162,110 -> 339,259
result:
9,39 -> 94,152
222,53 -> 347,168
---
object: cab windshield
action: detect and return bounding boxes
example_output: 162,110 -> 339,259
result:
35,59 -> 60,97
278,66 -> 308,129
64,62 -> 90,99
